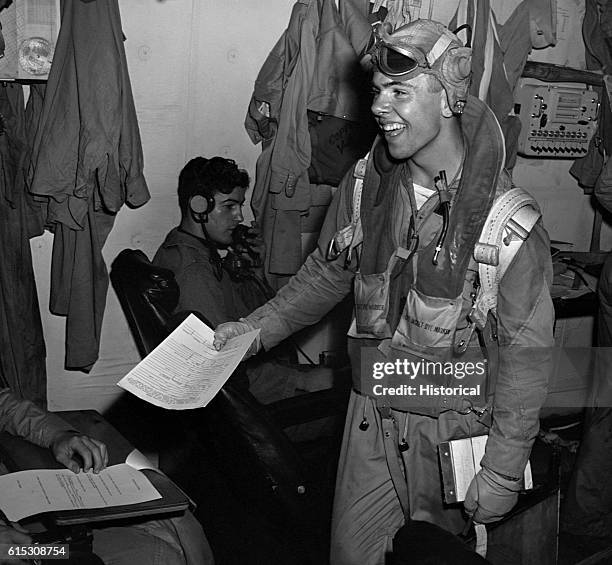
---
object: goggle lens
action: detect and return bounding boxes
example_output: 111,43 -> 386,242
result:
380,47 -> 420,76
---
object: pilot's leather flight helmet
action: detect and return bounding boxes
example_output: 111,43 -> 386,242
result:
365,19 -> 472,114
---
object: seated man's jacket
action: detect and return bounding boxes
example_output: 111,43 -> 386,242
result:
153,228 -> 267,327
0,388 -> 74,449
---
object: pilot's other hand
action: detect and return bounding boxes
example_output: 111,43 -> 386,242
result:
464,466 -> 521,524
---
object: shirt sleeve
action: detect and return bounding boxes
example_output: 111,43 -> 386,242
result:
0,388 -> 76,449
480,221 -> 555,479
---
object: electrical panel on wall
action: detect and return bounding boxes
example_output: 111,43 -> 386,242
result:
515,78 -> 599,158
0,0 -> 60,81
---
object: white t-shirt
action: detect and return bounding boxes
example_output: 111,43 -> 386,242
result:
413,182 -> 435,210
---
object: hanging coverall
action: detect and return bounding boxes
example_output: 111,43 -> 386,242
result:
27,0 -> 149,371
0,84 -> 47,404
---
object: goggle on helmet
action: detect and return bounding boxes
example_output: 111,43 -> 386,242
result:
365,20 -> 473,114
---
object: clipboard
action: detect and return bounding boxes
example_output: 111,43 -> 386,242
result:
439,435 -> 533,504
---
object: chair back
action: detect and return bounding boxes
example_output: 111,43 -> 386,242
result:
110,249 -> 179,357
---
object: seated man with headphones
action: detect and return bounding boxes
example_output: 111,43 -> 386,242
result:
153,156 -> 333,406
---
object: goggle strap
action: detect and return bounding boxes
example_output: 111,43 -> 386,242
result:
426,34 -> 453,66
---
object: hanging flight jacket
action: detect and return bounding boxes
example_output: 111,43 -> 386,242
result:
244,0 -> 373,281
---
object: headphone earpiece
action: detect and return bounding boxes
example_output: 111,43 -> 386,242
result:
190,194 -> 215,222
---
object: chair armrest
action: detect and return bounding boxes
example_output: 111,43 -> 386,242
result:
0,410 -> 134,471
0,431 -> 60,471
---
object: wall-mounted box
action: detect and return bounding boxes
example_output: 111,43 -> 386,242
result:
515,78 -> 600,159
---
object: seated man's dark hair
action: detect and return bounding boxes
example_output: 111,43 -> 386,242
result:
178,156 -> 249,214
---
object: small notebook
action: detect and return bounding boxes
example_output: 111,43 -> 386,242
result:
439,435 -> 533,504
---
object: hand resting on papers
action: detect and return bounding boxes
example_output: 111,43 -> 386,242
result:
51,431 -> 109,474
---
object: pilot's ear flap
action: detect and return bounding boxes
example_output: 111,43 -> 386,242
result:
441,46 -> 472,113
442,46 -> 472,85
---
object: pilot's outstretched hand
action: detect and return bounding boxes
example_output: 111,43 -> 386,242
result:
214,318 -> 261,358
